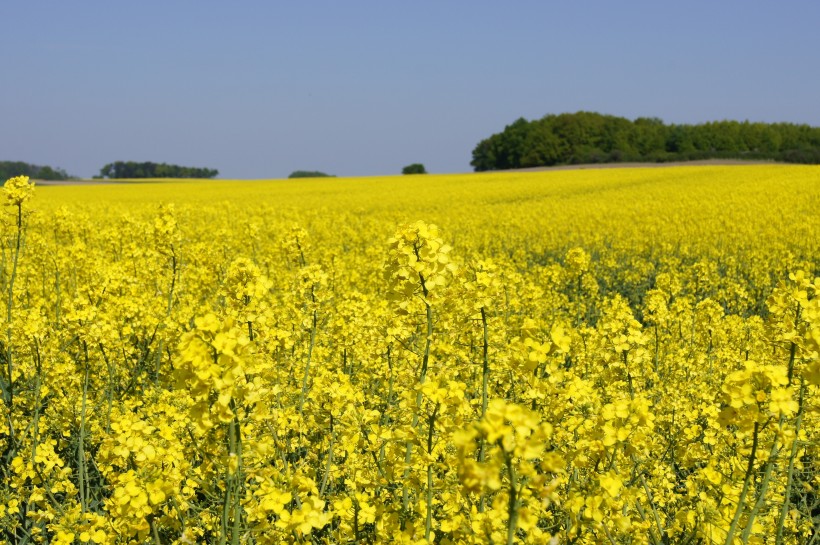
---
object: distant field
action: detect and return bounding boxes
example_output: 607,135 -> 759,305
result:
5,165 -> 820,544
34,158 -> 782,185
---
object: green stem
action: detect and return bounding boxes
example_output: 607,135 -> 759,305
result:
99,344 -> 114,433
786,302 -> 801,385
297,305 -> 317,416
150,516 -> 163,545
480,307 -> 489,421
425,403 -> 440,542
30,340 -> 43,463
54,262 -> 61,325
78,343 -> 91,514
478,306 -> 490,513
600,522 -> 619,545
401,275 -> 433,524
320,415 -> 335,497
741,419 -> 783,542
154,249 -> 178,383
226,407 -> 243,545
635,463 -> 665,544
653,323 -> 660,375
724,422 -> 760,545
378,347 -> 394,469
505,452 -> 519,545
220,481 -> 230,545
775,380 -> 805,545
166,248 -> 177,316
3,203 -> 23,448
419,276 -> 433,381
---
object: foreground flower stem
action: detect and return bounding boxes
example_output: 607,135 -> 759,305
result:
425,402 -> 440,542
776,379 -> 806,545
297,290 -> 318,417
724,421 -> 761,545
402,272 -> 433,524
478,305 -> 490,513
3,200 -> 24,451
505,451 -> 519,545
78,342 -> 91,513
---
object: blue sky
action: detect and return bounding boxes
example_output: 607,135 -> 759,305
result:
2,1 -> 818,178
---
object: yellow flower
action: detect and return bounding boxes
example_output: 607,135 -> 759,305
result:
3,174 -> 34,206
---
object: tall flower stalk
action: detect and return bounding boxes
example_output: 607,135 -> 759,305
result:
1,175 -> 34,459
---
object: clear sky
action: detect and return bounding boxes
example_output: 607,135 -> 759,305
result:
2,1 -> 819,179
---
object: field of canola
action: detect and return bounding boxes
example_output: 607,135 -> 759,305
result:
1,165 -> 819,544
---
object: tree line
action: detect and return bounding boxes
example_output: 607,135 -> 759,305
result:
0,161 -> 72,181
471,112 -> 820,171
288,170 -> 335,178
98,161 -> 218,179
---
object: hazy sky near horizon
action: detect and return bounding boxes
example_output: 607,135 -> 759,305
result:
2,1 -> 819,179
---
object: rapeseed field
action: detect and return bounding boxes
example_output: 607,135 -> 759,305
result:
1,165 -> 819,544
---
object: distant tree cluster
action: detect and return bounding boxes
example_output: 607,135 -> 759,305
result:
471,112 -> 820,171
0,161 -> 72,181
288,170 -> 335,179
402,163 -> 427,174
99,161 -> 218,179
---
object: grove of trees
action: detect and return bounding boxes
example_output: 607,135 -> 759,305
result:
288,170 -> 335,178
0,161 -> 72,181
471,112 -> 820,171
402,163 -> 427,174
99,161 -> 218,179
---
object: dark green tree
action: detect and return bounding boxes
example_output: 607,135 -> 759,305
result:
402,163 -> 427,174
471,112 -> 820,170
0,161 -> 71,180
98,161 -> 218,179
288,171 -> 335,178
